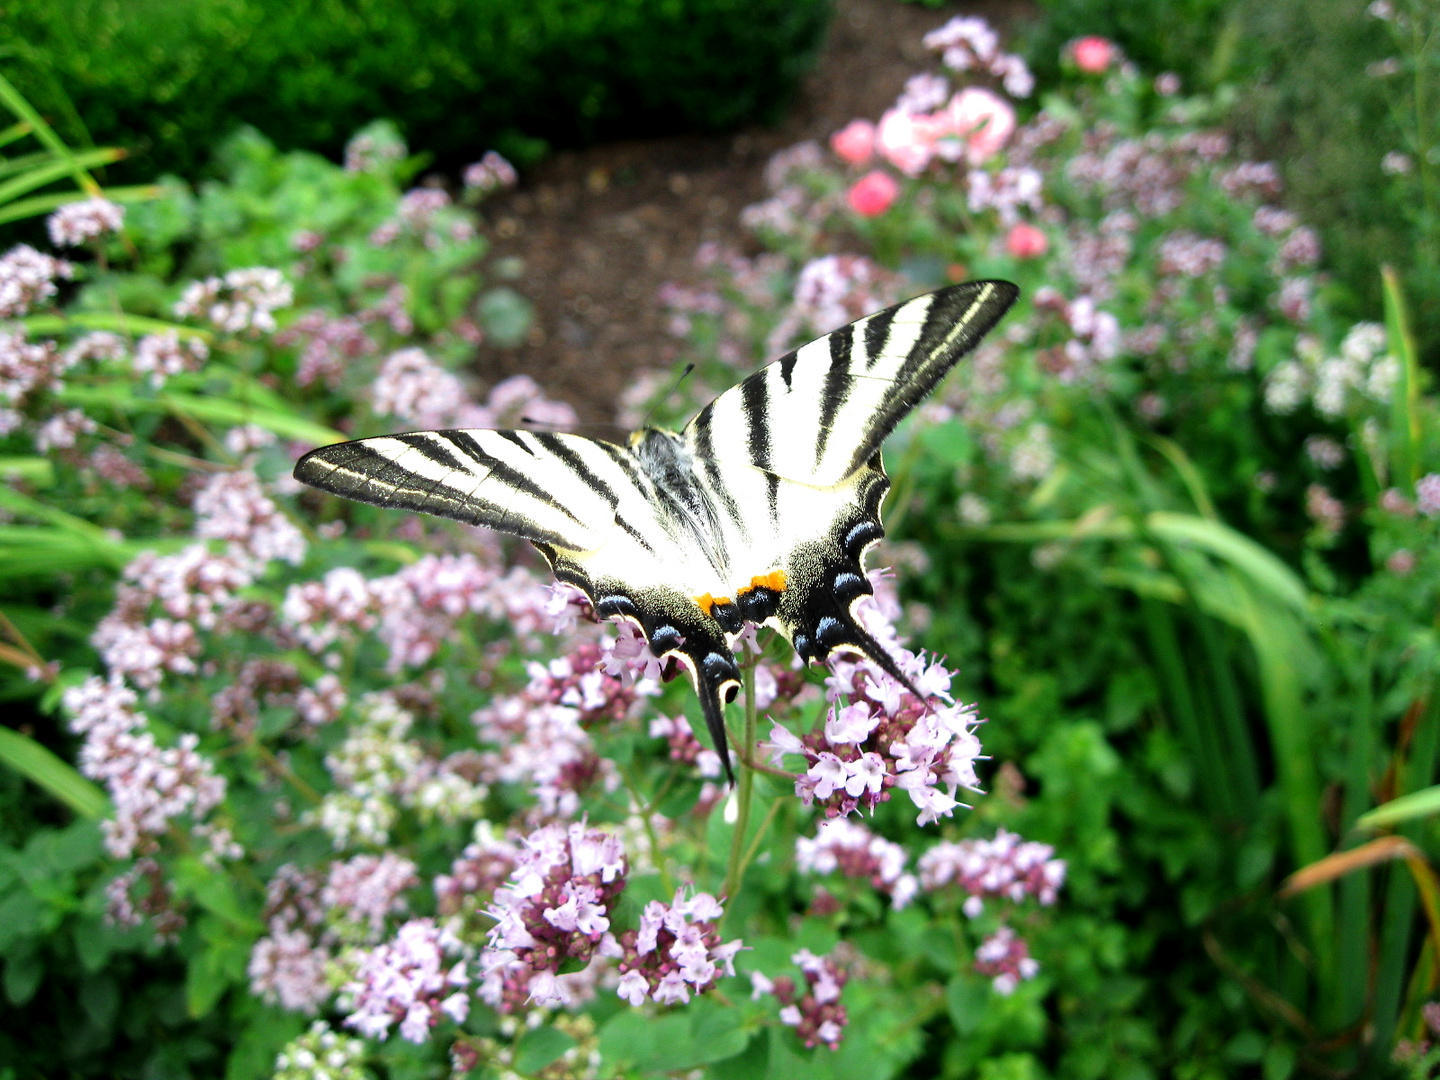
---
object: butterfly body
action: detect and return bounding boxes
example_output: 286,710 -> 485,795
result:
294,280 -> 1019,781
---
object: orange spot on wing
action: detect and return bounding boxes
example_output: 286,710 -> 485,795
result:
694,592 -> 732,615
735,570 -> 788,596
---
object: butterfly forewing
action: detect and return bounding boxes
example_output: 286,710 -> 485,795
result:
683,280 -> 1018,487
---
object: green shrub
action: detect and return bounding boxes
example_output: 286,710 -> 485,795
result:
0,0 -> 832,181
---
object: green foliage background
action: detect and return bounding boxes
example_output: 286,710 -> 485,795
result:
0,0 -> 832,180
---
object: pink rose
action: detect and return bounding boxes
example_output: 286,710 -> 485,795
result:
1005,222 -> 1048,258
830,120 -> 876,166
876,108 -> 936,176
1070,36 -> 1114,73
944,87 -> 1015,165
847,171 -> 900,217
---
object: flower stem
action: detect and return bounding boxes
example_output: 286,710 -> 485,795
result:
722,656 -> 757,903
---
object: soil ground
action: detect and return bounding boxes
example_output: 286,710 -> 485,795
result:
472,0 -> 1034,426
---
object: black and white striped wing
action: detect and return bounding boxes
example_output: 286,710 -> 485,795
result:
683,280 -> 1018,486
677,280 -> 1018,695
293,427 -> 749,781
294,429 -> 638,551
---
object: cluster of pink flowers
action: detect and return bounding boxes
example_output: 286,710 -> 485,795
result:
132,330 -> 210,387
435,826 -> 521,924
766,254 -> 900,355
63,676 -> 231,861
341,918 -> 471,1042
1417,474 -> 1440,518
614,887 -> 743,1006
194,468 -> 308,566
923,16 -> 1034,96
175,266 -> 293,335
917,829 -> 1065,915
1,333 -> 70,435
47,197 -> 125,247
463,151 -> 518,194
0,244 -> 72,317
275,310 -> 377,389
768,639 -> 983,825
477,821 -> 628,1011
648,713 -> 725,780
795,818 -> 919,907
972,926 -> 1039,995
750,949 -> 849,1050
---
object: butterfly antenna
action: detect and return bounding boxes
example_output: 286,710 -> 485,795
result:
638,362 -> 695,431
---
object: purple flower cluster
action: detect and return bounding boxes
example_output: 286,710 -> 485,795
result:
478,821 -> 628,1012
614,887 -> 743,1006
463,151 -> 518,195
751,948 -> 849,1049
63,676 -> 231,861
922,15 -> 1034,97
341,918 -> 471,1043
275,311 -> 377,389
47,197 -> 125,247
972,926 -> 1039,995
768,600 -> 982,825
0,244 -> 72,317
132,331 -> 210,387
917,828 -> 1066,916
795,818 -> 919,907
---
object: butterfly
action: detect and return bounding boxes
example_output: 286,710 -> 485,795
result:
293,280 -> 1019,782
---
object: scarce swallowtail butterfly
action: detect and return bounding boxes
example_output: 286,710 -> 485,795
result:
294,280 -> 1019,783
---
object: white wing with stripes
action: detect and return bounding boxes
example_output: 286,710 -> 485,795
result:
683,280 -> 1018,486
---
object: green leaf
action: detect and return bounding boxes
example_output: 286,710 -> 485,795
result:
0,726 -> 108,819
3,944 -> 43,1005
946,974 -> 990,1035
0,889 -> 43,950
477,286 -> 534,348
513,1025 -> 577,1074
1358,785 -> 1440,830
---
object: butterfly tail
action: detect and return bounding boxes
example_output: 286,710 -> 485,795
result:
695,672 -> 737,787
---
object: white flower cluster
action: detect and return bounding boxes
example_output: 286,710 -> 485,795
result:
1263,323 -> 1397,417
175,267 -> 293,335
47,197 -> 125,247
0,244 -> 72,317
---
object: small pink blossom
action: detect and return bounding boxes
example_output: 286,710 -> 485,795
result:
1070,36 -> 1115,73
1417,474 -> 1440,517
846,170 -> 900,217
463,151 -> 518,194
942,88 -> 1015,165
830,120 -> 876,165
47,197 -> 125,247
1005,222 -> 1048,258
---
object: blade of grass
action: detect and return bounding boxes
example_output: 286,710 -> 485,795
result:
0,726 -> 107,818
0,182 -> 161,227
0,69 -> 104,196
1382,265 -> 1421,491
